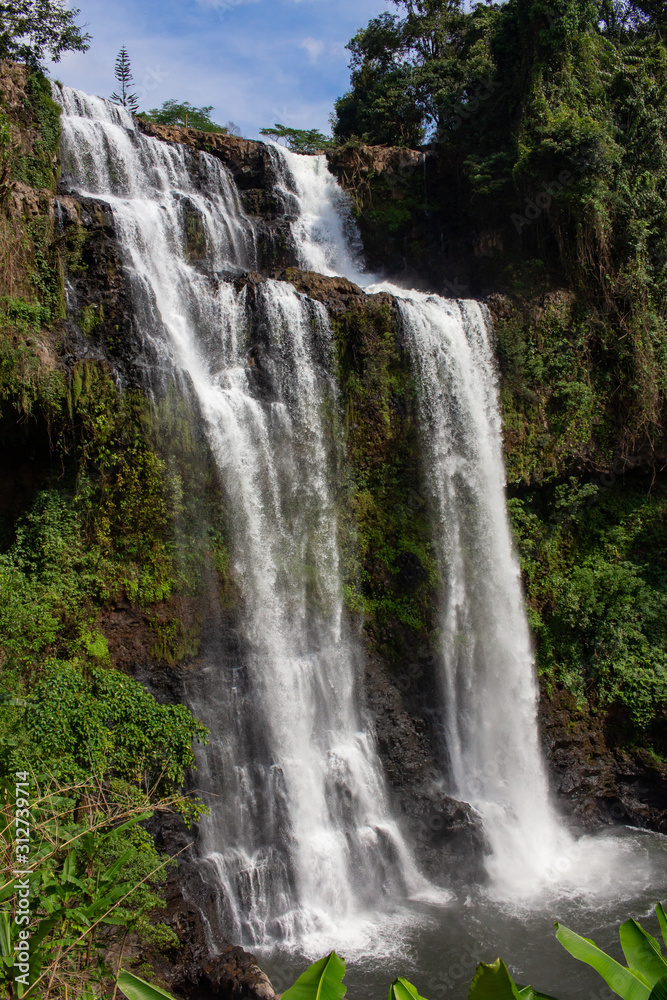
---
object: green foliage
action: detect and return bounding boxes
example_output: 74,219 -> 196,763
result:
333,11 -> 426,147
333,2 -> 497,146
494,298 -> 610,485
336,0 -> 667,445
0,767 -> 195,997
282,952 -> 347,1000
468,958 -> 557,1000
24,660 -> 208,794
12,70 -> 62,191
259,123 -> 336,154
555,904 -> 667,1000
329,298 -> 439,648
389,978 -> 429,1000
508,475 -> 667,745
0,317 -> 67,424
140,100 -> 226,133
0,0 -> 90,67
0,482 -> 176,671
117,971 -> 181,1000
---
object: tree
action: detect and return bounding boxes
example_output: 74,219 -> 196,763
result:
332,2 -> 498,146
259,123 -> 336,154
110,45 -> 139,114
0,0 -> 90,66
140,99 -> 226,133
333,12 -> 426,147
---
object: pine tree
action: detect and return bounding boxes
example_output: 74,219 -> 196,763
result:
110,46 -> 139,115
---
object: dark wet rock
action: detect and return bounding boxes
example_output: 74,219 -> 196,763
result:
147,816 -> 278,1000
56,194 -> 152,385
364,652 -> 489,883
137,121 -> 277,196
539,682 -> 667,834
397,551 -> 427,588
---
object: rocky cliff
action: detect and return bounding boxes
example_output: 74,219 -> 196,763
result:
1,62 -> 665,998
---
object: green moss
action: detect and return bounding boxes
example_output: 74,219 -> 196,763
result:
0,308 -> 67,429
347,169 -> 435,268
150,616 -> 202,666
80,302 -> 103,333
495,297 -> 620,484
11,70 -> 61,191
27,216 -> 65,318
63,218 -> 89,273
331,298 -> 440,655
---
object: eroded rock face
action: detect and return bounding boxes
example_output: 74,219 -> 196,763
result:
147,814 -> 279,1000
56,195 -> 145,381
135,119 -> 287,234
540,683 -> 667,834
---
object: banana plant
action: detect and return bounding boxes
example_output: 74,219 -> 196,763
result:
467,957 -> 560,1000
556,902 -> 667,1000
117,970 -> 181,1000
388,977 -> 430,1000
282,951 -> 347,1000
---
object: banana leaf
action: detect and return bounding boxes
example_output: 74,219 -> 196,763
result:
556,924 -> 651,1000
282,952 -> 347,1000
117,969 -> 180,1000
649,975 -> 667,1000
657,906 -> 667,952
469,959 -> 523,1000
389,976 -> 429,1000
517,986 -> 562,1000
620,920 -> 667,985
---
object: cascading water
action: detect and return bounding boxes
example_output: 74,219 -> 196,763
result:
54,86 -> 438,950
269,144 -> 657,900
383,291 -> 566,894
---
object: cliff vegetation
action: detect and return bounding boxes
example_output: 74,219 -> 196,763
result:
329,0 -> 667,761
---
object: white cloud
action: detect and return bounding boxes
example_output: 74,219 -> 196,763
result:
300,36 -> 324,63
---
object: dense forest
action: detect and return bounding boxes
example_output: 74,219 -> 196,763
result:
0,0 -> 666,998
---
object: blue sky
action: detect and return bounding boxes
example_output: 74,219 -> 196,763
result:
48,0 -> 395,139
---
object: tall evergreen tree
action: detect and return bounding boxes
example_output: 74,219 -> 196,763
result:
110,45 -> 139,114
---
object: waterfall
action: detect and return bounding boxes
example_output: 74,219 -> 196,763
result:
380,291 -> 565,894
55,78 -> 644,955
270,144 -> 576,896
55,87 -> 439,949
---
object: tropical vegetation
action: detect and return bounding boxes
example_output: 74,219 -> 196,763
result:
259,123 -> 336,153
140,99 -> 238,134
329,0 -> 667,750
